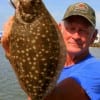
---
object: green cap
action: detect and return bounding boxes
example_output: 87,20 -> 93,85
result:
63,2 -> 96,27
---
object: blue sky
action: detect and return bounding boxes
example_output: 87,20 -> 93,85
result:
0,0 -> 100,31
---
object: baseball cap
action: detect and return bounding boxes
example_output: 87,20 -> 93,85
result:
63,2 -> 96,27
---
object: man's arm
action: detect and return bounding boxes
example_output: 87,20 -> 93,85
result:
44,77 -> 90,100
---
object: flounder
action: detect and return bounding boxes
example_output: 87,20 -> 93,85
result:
7,0 -> 66,99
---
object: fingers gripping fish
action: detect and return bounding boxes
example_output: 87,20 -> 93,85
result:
7,0 -> 66,99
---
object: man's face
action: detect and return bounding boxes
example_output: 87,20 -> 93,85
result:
60,16 -> 95,55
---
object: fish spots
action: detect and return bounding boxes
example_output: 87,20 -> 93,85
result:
31,40 -> 36,44
38,80 -> 42,84
21,50 -> 25,53
41,34 -> 46,38
37,27 -> 41,33
35,70 -> 39,74
42,23 -> 46,26
27,38 -> 31,42
33,57 -> 37,61
31,66 -> 35,70
22,59 -> 26,63
32,46 -> 37,50
34,76 -> 38,80
29,62 -> 32,65
46,30 -> 49,33
26,80 -> 29,84
27,57 -> 31,61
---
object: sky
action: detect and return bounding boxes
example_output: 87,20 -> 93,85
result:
0,0 -> 100,31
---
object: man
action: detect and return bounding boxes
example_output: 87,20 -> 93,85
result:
1,2 -> 100,100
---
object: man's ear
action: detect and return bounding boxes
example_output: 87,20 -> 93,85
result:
58,23 -> 62,30
58,22 -> 64,34
90,29 -> 98,44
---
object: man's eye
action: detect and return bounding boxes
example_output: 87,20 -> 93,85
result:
70,27 -> 75,31
79,29 -> 86,33
68,27 -> 76,33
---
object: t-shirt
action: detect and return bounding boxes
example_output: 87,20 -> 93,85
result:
57,54 -> 100,100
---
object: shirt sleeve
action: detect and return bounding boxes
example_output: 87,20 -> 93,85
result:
73,61 -> 100,100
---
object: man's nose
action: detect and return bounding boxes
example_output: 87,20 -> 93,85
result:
72,31 -> 81,39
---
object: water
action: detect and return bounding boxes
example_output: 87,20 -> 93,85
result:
0,46 -> 27,100
89,47 -> 100,59
0,46 -> 100,100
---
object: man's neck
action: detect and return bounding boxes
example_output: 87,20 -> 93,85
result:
64,51 -> 89,67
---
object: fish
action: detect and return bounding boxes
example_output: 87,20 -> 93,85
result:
7,0 -> 66,100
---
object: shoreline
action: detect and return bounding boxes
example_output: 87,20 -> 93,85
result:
90,43 -> 100,47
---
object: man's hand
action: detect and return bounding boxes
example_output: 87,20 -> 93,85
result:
1,16 -> 14,57
28,96 -> 31,100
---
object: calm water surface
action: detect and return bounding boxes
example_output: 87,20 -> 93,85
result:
0,46 -> 27,100
0,46 -> 100,100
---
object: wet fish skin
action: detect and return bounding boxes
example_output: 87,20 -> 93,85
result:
7,0 -> 66,100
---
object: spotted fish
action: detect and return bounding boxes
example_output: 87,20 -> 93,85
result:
7,0 -> 66,99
